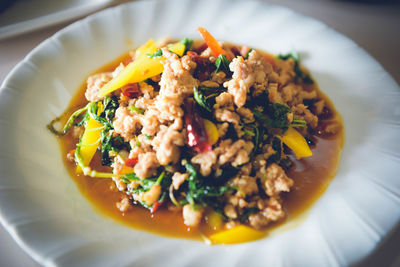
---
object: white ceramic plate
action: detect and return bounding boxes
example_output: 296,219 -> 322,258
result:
1,0 -> 399,266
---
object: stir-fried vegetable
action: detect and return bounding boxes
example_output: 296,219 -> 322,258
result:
47,28 -> 331,245
215,54 -> 231,74
209,225 -> 265,244
183,162 -> 234,209
184,100 -> 211,153
280,127 -> 312,159
46,104 -> 89,136
98,39 -> 189,97
203,119 -> 219,145
197,27 -> 230,59
252,90 -> 306,129
206,211 -> 223,231
76,117 -> 103,171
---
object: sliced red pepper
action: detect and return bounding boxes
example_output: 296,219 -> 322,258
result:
187,51 -> 215,81
194,42 -> 208,54
121,83 -> 141,99
230,46 -> 241,57
125,158 -> 138,168
151,199 -> 165,213
184,100 -> 211,153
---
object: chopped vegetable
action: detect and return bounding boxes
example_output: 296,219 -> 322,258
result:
239,207 -> 258,223
135,39 -> 157,58
184,162 -> 233,208
184,100 -> 211,153
215,54 -> 231,74
180,38 -> 193,54
280,127 -> 312,159
98,45 -> 161,97
98,40 -> 187,97
193,86 -> 212,112
100,131 -> 127,166
252,91 -> 306,129
203,119 -> 219,145
147,49 -> 163,58
125,158 -> 138,168
167,42 -> 186,57
46,104 -> 89,136
197,27 -> 230,59
129,105 -> 145,114
76,117 -> 103,171
209,225 -> 265,244
206,211 -> 223,231
121,83 -> 141,99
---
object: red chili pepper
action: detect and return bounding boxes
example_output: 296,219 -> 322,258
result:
151,199 -> 164,213
125,158 -> 138,168
187,51 -> 216,82
187,51 -> 206,65
193,42 -> 208,54
184,100 -> 211,153
230,46 -> 241,57
121,83 -> 141,98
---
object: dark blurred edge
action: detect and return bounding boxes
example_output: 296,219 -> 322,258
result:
0,0 -> 17,14
335,0 -> 400,4
353,221 -> 400,267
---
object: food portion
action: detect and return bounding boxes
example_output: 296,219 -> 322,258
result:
49,28 -> 343,244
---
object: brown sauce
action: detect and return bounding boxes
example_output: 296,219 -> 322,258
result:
57,49 -> 344,242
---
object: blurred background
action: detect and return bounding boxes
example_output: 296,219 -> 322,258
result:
0,0 -> 399,266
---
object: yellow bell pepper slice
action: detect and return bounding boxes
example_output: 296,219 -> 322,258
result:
98,40 -> 159,97
280,127 -> 312,159
119,163 -> 134,175
167,42 -> 186,57
209,225 -> 265,244
206,211 -> 223,231
203,119 -> 219,145
98,40 -> 186,98
76,117 -> 103,172
135,39 -> 157,59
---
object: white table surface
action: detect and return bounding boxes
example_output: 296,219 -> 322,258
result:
0,0 -> 399,266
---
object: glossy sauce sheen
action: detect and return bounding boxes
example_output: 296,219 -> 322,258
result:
58,50 -> 344,241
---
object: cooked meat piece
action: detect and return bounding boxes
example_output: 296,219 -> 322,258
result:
134,152 -> 160,179
182,204 -> 203,227
224,204 -> 238,219
113,106 -> 141,141
172,172 -> 189,190
262,163 -> 294,197
116,197 -> 130,212
85,72 -> 112,102
191,151 -> 217,177
143,184 -> 162,206
159,48 -> 199,97
248,197 -> 285,229
152,125 -> 185,165
215,139 -> 254,167
293,104 -> 318,129
233,175 -> 259,196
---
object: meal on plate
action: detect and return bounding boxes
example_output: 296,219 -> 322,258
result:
48,27 -> 343,244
